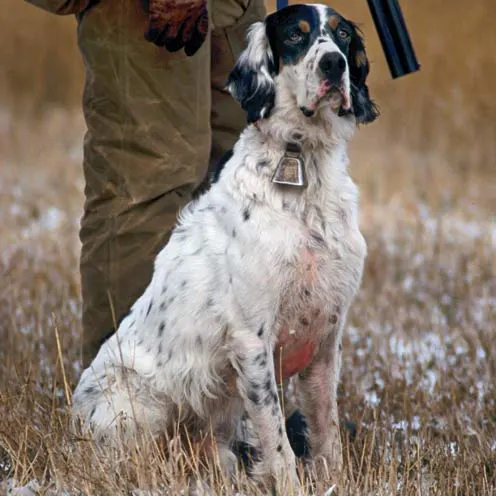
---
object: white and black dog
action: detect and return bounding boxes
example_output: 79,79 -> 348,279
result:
72,3 -> 378,489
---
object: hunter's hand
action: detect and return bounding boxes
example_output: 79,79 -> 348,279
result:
144,0 -> 208,56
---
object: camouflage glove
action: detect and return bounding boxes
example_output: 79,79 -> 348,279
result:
143,0 -> 209,56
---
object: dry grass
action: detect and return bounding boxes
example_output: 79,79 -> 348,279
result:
1,0 -> 495,494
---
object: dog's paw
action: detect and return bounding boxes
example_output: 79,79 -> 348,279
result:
308,450 -> 342,489
251,449 -> 301,494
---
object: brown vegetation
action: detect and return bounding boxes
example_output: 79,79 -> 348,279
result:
1,0 -> 494,494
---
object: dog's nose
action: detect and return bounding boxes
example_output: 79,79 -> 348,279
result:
318,52 -> 346,83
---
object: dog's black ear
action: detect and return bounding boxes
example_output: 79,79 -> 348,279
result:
227,22 -> 276,123
347,24 -> 379,124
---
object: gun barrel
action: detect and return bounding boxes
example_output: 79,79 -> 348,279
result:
367,0 -> 420,78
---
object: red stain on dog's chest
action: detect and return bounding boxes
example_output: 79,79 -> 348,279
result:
275,340 -> 315,382
273,246 -> 328,382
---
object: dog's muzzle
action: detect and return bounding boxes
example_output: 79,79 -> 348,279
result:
300,50 -> 351,117
318,52 -> 346,84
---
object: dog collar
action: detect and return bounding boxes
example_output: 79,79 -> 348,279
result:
272,142 -> 307,188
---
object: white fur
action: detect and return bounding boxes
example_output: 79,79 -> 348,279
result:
72,8 -> 367,488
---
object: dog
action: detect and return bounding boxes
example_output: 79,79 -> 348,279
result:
72,3 -> 378,490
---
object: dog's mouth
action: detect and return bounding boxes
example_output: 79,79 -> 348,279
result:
300,79 -> 351,118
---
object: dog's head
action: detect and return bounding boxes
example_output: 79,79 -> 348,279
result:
227,4 -> 379,124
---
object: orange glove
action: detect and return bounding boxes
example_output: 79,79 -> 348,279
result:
143,0 -> 208,56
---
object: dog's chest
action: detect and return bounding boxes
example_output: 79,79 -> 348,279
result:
272,214 -> 365,381
273,246 -> 328,381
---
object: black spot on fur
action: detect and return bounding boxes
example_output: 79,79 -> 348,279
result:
168,349 -> 173,361
278,425 -> 283,436
157,360 -> 163,368
257,325 -> 264,337
160,301 -> 167,311
329,314 -> 338,325
309,229 -> 327,247
181,280 -> 187,289
304,288 -> 311,297
250,381 -> 261,391
256,160 -> 270,173
85,386 -> 95,395
90,406 -> 96,418
206,298 -> 214,308
243,208 -> 250,221
210,149 -> 234,183
286,410 -> 310,458
158,342 -> 163,355
168,295 -> 176,305
146,301 -> 153,317
232,228 -> 236,238
248,390 -> 261,405
161,285 -> 167,295
138,338 -> 144,346
196,335 -> 202,348
271,391 -> 278,404
300,316 -> 309,326
339,343 -> 343,352
158,321 -> 165,337
254,351 -> 267,364
276,444 -> 282,452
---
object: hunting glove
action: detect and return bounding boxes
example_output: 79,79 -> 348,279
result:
143,0 -> 209,56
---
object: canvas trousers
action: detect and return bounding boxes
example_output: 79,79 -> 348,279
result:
74,0 -> 265,365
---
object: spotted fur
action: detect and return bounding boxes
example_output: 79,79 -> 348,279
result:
72,3 -> 376,489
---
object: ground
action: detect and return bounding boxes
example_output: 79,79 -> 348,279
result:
0,0 -> 495,494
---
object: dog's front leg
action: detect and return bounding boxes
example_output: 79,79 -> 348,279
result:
230,329 -> 300,492
298,327 -> 343,481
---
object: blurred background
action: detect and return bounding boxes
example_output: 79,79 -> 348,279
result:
1,0 -> 495,212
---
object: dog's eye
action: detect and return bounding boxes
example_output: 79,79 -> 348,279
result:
337,28 -> 350,40
287,31 -> 303,44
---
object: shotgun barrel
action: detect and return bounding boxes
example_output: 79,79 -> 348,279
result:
366,0 -> 420,78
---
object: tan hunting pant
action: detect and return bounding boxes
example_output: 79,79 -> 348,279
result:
24,0 -> 265,365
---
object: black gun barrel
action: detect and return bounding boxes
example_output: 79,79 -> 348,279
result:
367,0 -> 420,78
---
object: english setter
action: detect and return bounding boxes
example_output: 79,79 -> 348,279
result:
72,3 -> 378,491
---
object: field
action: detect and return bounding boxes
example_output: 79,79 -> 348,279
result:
1,0 -> 495,494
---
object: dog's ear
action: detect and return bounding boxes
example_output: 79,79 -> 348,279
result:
227,22 -> 276,123
347,24 -> 379,124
